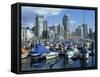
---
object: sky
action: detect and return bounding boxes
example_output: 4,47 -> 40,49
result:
21,6 -> 95,32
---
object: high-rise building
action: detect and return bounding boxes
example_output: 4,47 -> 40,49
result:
89,28 -> 93,34
43,20 -> 48,31
82,24 -> 88,39
76,25 -> 83,39
49,30 -> 55,41
62,15 -> 70,39
42,20 -> 49,40
35,15 -> 44,39
57,24 -> 64,40
49,26 -> 58,40
53,26 -> 57,35
89,28 -> 94,39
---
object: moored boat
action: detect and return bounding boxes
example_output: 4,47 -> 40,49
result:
29,43 -> 47,60
21,48 -> 29,59
66,50 -> 75,59
46,52 -> 59,60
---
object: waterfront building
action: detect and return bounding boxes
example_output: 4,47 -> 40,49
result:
62,15 -> 70,39
76,25 -> 83,39
57,24 -> 64,40
89,28 -> 93,35
82,24 -> 88,39
89,28 -> 94,40
21,28 -> 34,47
43,20 -> 48,31
49,26 -> 58,40
49,30 -> 55,41
35,15 -> 44,39
42,20 -> 49,40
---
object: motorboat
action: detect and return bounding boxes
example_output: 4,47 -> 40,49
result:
21,48 -> 29,59
46,52 -> 59,60
29,43 -> 47,60
66,50 -> 75,59
46,57 -> 59,64
72,46 -> 80,58
79,53 -> 89,59
79,47 -> 90,59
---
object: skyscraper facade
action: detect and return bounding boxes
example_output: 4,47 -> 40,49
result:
62,15 -> 70,39
35,15 -> 44,39
42,20 -> 49,40
57,24 -> 64,40
76,25 -> 83,39
43,20 -> 48,31
89,28 -> 93,34
82,24 -> 88,39
89,28 -> 93,39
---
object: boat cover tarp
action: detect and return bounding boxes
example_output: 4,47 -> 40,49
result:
35,44 -> 47,55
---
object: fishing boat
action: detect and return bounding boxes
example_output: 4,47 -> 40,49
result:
46,52 -> 59,60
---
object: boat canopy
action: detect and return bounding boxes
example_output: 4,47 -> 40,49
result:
35,44 -> 47,55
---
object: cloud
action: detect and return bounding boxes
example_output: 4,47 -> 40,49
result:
22,6 -> 65,16
21,21 -> 34,28
21,6 -> 65,28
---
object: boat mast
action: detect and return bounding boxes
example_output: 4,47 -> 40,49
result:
84,10 -> 85,24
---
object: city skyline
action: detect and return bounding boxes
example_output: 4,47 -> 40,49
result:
21,6 -> 95,32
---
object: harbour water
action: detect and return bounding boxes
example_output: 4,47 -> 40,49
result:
21,40 -> 96,71
21,54 -> 95,71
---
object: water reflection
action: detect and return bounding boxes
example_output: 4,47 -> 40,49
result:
21,55 -> 95,71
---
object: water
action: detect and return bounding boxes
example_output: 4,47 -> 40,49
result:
21,40 -> 96,71
21,55 -> 95,71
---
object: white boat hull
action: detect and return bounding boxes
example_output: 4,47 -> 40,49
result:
46,55 -> 58,60
46,52 -> 59,60
21,50 -> 29,59
66,50 -> 75,59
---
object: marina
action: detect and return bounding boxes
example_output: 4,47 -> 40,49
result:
20,6 -> 96,71
21,53 -> 95,71
21,40 -> 95,71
